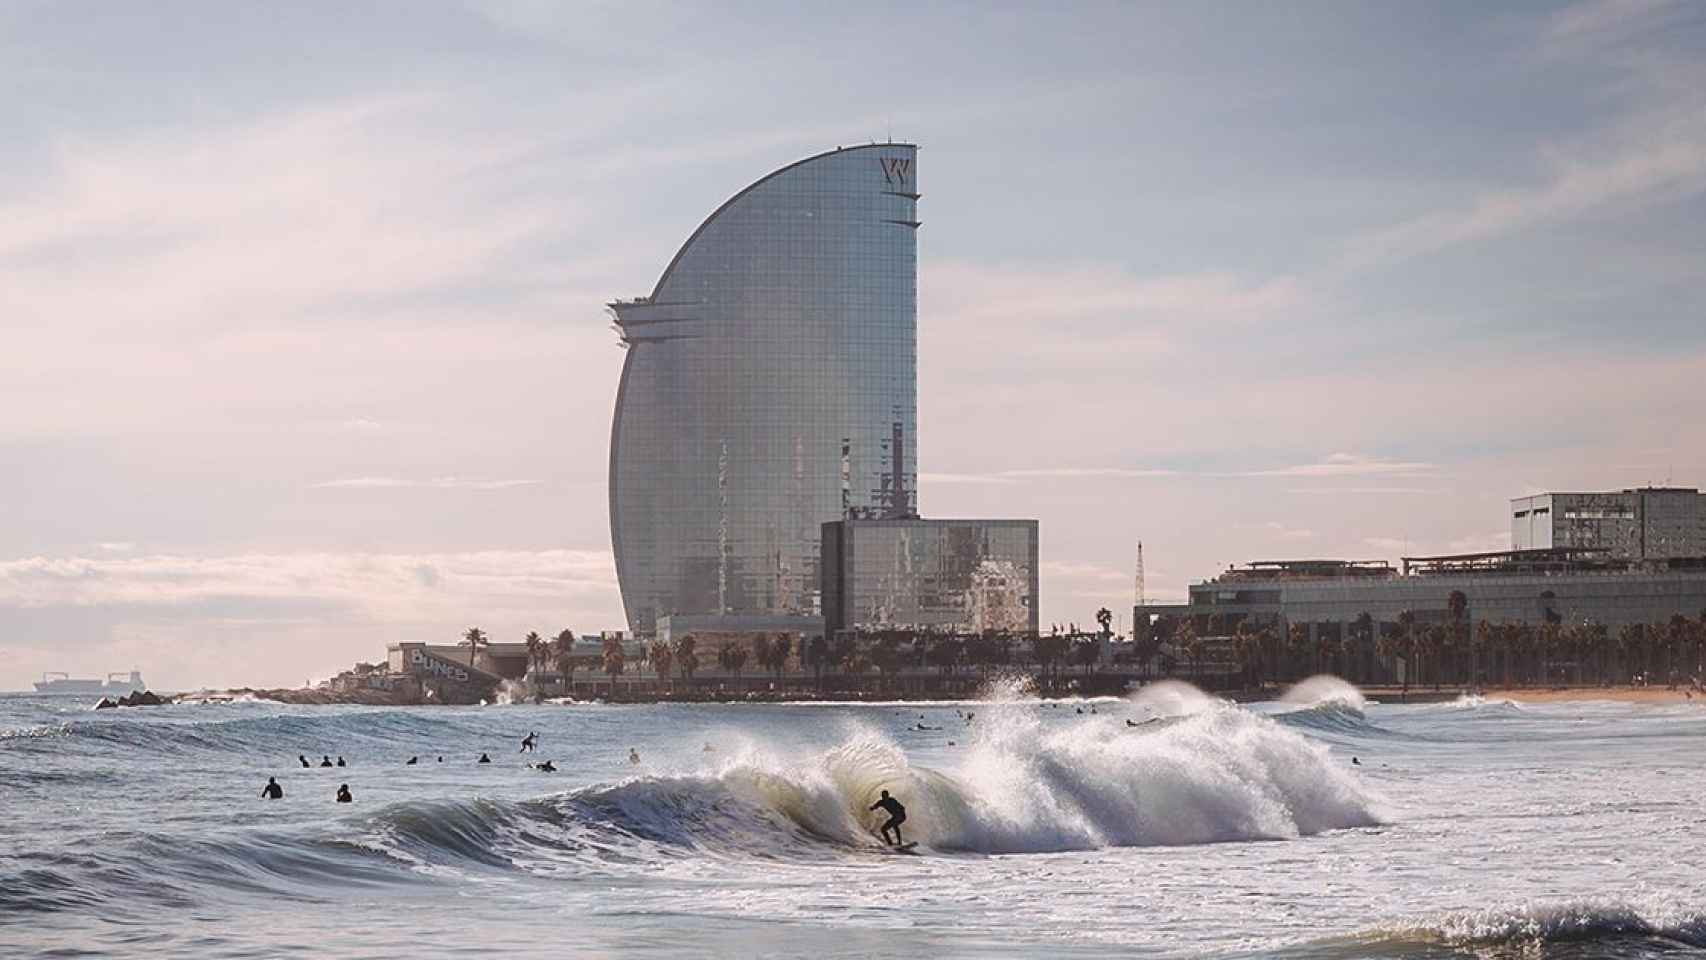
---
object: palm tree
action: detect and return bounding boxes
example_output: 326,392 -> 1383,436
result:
523,631 -> 544,677
1448,591 -> 1469,687
1169,619 -> 1196,680
600,635 -> 625,689
771,634 -> 794,682
1033,630 -> 1070,688
805,635 -> 829,686
926,633 -> 963,678
648,639 -> 673,691
1072,633 -> 1101,675
552,630 -> 576,692
672,634 -> 699,683
1095,607 -> 1113,637
460,627 -> 489,669
717,641 -> 748,681
1395,610 -> 1416,692
1474,621 -> 1493,690
1352,612 -> 1375,683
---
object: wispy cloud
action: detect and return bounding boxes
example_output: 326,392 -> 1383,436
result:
1238,453 -> 1436,479
1285,487 -> 1437,495
0,549 -> 616,614
310,477 -> 542,490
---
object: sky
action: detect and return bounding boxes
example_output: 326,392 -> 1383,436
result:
3,1 -> 1704,691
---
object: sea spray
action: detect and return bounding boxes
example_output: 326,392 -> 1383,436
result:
1281,675 -> 1368,711
475,708 -> 1384,861
1128,679 -> 1224,717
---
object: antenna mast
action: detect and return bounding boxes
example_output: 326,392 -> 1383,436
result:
1134,540 -> 1146,609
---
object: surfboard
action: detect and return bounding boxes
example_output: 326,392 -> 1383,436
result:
884,841 -> 919,855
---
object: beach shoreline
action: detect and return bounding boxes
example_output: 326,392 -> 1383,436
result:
1476,686 -> 1703,705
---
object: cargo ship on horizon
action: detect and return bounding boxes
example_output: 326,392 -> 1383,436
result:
33,671 -> 146,695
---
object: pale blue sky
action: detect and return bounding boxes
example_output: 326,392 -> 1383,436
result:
2,1 -> 1704,689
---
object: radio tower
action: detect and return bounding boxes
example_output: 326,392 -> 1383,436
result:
1134,540 -> 1146,609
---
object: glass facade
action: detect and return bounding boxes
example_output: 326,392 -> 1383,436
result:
822,520 -> 1040,635
610,145 -> 920,636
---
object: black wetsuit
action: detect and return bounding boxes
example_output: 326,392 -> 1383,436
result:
336,786 -> 352,803
520,733 -> 537,753
262,780 -> 283,800
869,796 -> 907,844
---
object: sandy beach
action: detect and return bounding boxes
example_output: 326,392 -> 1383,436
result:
1479,686 -> 1705,705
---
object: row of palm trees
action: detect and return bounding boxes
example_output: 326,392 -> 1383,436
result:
1151,600 -> 1706,690
453,613 -> 1122,694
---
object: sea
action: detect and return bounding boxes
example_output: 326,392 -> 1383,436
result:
3,677 -> 1705,959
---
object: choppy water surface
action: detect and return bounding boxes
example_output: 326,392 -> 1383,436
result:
4,683 -> 1705,959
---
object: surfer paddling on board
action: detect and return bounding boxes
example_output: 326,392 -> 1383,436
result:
870,790 -> 907,847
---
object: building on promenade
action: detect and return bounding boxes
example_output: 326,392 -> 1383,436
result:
1142,549 -> 1706,640
608,144 -> 921,638
1512,487 -> 1706,560
822,518 -> 1040,637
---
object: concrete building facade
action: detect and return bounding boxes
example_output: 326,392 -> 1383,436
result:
1512,487 -> 1706,560
1148,551 -> 1706,636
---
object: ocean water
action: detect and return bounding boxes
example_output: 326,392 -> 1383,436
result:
4,681 -> 1706,959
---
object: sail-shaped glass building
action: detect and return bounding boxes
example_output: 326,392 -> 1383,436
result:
608,144 -> 920,637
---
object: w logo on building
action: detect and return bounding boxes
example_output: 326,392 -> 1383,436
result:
879,157 -> 911,185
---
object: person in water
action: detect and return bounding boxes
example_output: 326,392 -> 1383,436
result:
336,756 -> 346,767
478,753 -> 491,764
406,756 -> 418,765
261,777 -> 284,800
533,760 -> 557,772
629,748 -> 641,765
320,755 -> 333,767
869,790 -> 907,846
336,784 -> 353,803
520,732 -> 538,753
298,754 -> 310,768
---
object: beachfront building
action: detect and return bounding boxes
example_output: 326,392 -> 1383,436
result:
822,518 -> 1040,637
1511,487 -> 1706,560
1156,551 -> 1706,634
608,144 -> 921,638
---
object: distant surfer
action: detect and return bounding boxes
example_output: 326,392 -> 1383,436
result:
261,777 -> 284,800
320,755 -> 333,767
336,756 -> 346,767
336,784 -> 353,803
869,790 -> 907,846
629,748 -> 641,765
1351,756 -> 1361,766
520,731 -> 538,753
406,756 -> 418,765
532,760 -> 557,772
298,754 -> 310,768
478,753 -> 491,764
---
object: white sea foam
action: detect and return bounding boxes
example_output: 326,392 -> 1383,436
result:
1128,679 -> 1224,717
1281,675 -> 1368,711
580,705 -> 1380,856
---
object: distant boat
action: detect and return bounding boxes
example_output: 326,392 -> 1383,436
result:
33,671 -> 146,695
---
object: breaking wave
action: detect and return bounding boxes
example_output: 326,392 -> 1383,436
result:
370,706 -> 1380,865
1285,901 -> 1706,958
0,706 -> 1381,920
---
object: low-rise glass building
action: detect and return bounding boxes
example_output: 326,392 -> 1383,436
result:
822,519 -> 1040,636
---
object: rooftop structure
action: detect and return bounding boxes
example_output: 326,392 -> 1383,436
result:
1512,487 -> 1706,561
